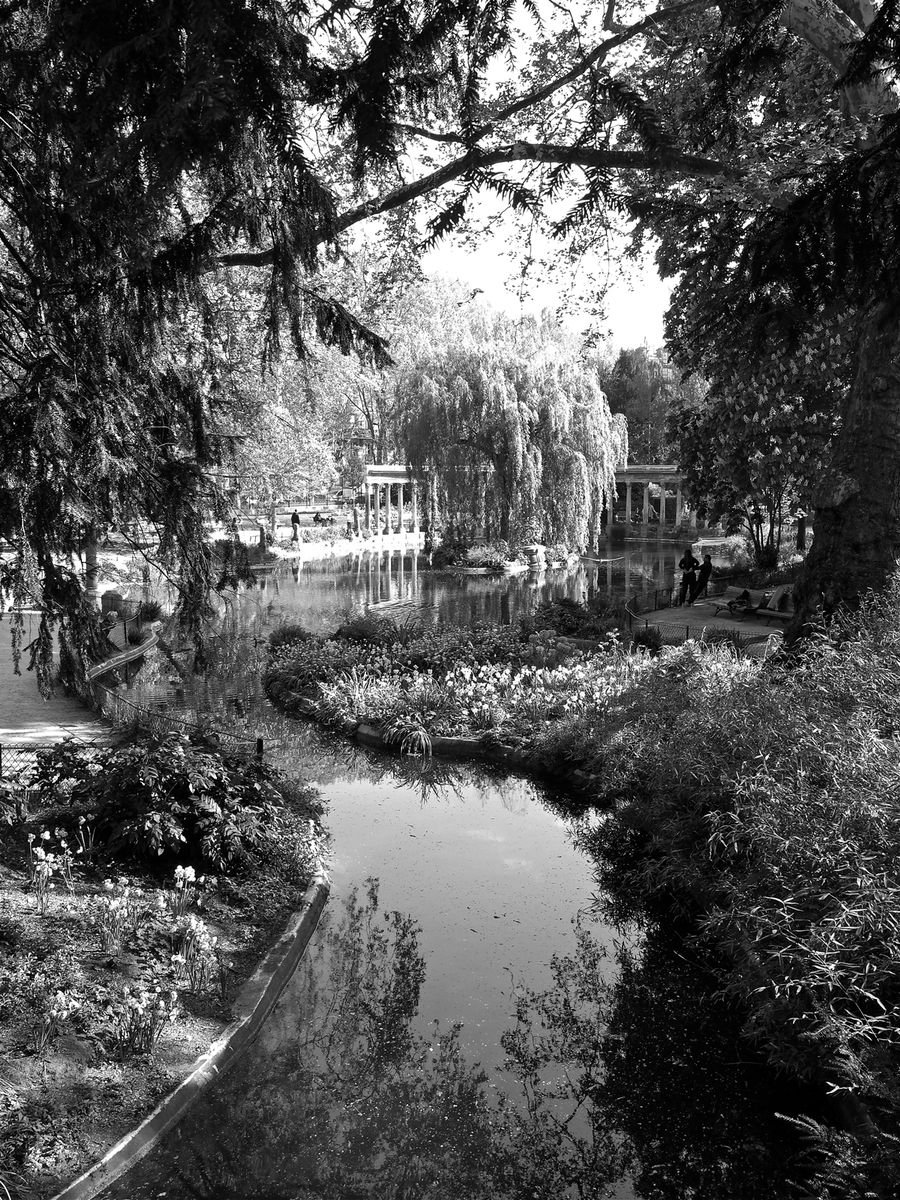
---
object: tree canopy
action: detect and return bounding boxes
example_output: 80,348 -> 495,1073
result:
2,0 -> 900,663
397,330 -> 628,549
669,382 -> 838,567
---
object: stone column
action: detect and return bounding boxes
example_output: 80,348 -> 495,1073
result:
373,482 -> 381,534
625,481 -> 633,527
658,479 -> 668,530
396,482 -> 405,533
675,483 -> 683,528
642,480 -> 650,529
365,483 -> 372,532
411,479 -> 419,533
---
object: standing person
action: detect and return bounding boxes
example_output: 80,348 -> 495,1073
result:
690,553 -> 713,603
290,509 -> 301,541
678,546 -> 700,605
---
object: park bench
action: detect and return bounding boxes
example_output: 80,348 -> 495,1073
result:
757,585 -> 796,624
709,586 -> 770,618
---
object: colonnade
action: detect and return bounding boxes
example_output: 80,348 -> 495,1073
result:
361,477 -> 419,535
360,465 -> 422,536
606,466 -> 696,536
358,463 -> 693,539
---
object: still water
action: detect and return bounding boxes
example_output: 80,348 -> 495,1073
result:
236,539 -> 724,634
104,543 -> 796,1199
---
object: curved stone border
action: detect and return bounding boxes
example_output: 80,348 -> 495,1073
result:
86,632 -> 159,682
51,872 -> 330,1200
285,694 -> 597,794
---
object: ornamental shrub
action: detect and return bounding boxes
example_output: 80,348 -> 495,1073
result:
45,734 -> 287,870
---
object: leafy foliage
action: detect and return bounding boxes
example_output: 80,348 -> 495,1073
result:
397,337 -> 627,548
39,734 -> 290,870
669,371 -> 839,567
568,580 -> 900,1184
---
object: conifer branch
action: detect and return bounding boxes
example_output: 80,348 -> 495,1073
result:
216,141 -> 724,271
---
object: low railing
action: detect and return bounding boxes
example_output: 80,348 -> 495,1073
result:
86,630 -> 159,681
623,575 -> 740,627
622,575 -> 778,652
0,740 -> 102,821
87,679 -> 263,756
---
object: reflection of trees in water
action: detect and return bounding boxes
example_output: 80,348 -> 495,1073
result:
503,921 -> 804,1200
142,881 -> 501,1199
110,888 -> 802,1200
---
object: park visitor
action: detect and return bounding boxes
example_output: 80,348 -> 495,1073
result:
290,509 -> 300,541
691,554 -> 713,602
678,546 -> 700,605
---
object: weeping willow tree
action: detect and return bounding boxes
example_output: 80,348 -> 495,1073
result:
397,348 -> 627,549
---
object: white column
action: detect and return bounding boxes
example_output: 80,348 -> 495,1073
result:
365,484 -> 372,532
658,479 -> 667,528
411,480 -> 419,532
396,483 -> 405,533
373,482 -> 381,534
675,483 -> 683,527
625,481 -> 633,527
642,480 -> 650,527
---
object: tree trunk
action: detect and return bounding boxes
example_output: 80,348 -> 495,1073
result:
792,303 -> 900,631
83,535 -> 99,605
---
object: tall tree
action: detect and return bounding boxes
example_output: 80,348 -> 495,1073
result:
0,0 -> 421,682
297,0 -> 899,620
599,346 -> 699,463
4,0 -> 900,672
669,382 -> 839,567
397,334 -> 628,548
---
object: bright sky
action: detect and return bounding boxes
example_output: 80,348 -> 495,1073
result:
422,236 -> 672,353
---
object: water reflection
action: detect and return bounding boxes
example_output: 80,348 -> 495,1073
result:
233,541 -> 726,635
104,890 -> 800,1200
501,920 -> 805,1199
99,539 -> 806,1198
105,883 -> 502,1199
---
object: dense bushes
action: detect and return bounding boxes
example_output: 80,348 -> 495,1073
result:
563,584 -> 900,1187
33,733 -> 317,871
265,621 -> 529,709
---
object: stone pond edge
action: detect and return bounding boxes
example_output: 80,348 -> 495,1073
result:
285,693 -> 599,794
50,872 -> 331,1200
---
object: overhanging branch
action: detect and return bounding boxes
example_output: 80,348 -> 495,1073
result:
216,141 -> 724,270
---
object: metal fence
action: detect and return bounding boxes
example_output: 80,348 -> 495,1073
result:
88,680 -> 263,756
623,575 -> 739,627
623,576 -> 777,655
0,742 -> 97,821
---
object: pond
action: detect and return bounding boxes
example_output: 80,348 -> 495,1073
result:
101,543 -> 801,1199
238,538 -> 728,634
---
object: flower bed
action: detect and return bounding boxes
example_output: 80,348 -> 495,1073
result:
0,734 -> 325,1198
264,614 -> 654,777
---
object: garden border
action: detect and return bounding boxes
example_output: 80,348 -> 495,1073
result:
288,695 -> 600,793
49,871 -> 330,1200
